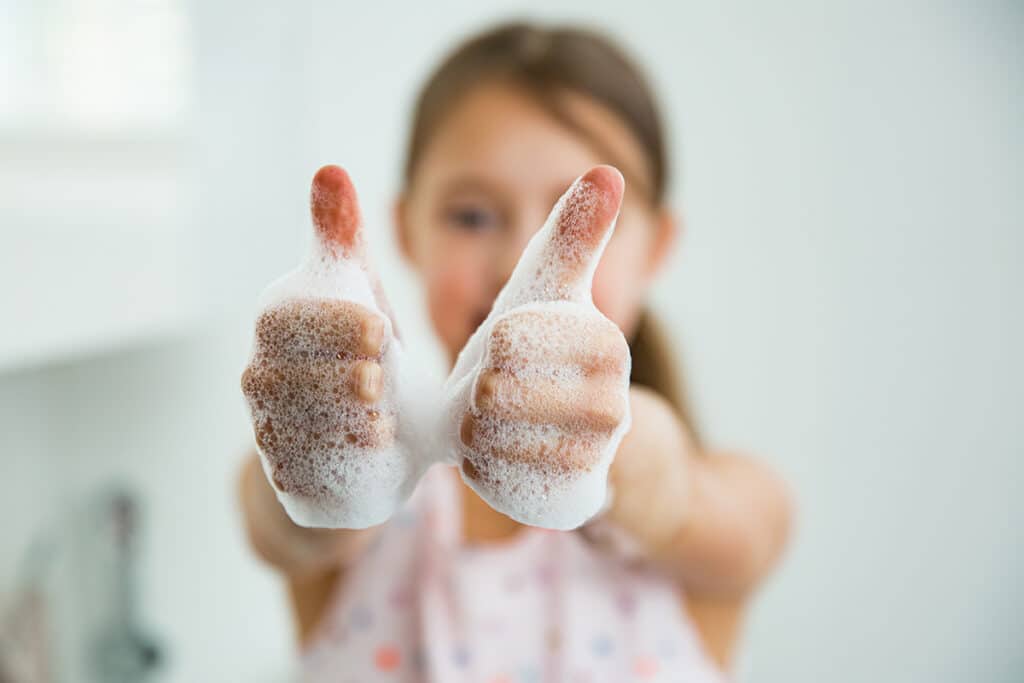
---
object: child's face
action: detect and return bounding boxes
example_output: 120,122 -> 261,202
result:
397,83 -> 675,364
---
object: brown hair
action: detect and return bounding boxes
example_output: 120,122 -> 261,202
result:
402,21 -> 702,446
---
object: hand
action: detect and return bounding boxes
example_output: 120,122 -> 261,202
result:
444,165 -> 632,530
241,166 -> 419,529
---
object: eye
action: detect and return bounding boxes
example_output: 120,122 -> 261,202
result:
444,204 -> 500,232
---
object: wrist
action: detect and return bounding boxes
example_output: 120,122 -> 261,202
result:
604,446 -> 691,554
593,387 -> 694,559
241,452 -> 377,576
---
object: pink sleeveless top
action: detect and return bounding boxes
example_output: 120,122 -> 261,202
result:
301,465 -> 726,682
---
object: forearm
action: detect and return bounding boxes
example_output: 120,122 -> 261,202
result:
237,452 -> 377,579
602,388 -> 792,596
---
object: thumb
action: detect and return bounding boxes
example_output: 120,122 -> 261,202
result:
310,164 -> 365,260
310,164 -> 401,337
504,165 -> 625,308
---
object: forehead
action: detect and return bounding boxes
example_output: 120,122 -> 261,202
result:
413,82 -> 650,199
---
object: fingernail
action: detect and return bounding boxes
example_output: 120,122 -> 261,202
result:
311,165 -> 361,250
361,316 -> 385,356
461,458 -> 481,481
474,371 -> 499,410
460,413 -> 475,447
354,361 -> 383,402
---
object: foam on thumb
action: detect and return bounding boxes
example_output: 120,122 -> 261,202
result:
495,164 -> 624,314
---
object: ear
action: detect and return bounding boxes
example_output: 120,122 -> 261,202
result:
393,193 -> 415,267
644,206 -> 679,280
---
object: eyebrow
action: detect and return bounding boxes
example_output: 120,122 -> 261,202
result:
436,175 -> 507,201
547,165 -> 651,208
546,179 -> 580,209
437,170 -> 649,215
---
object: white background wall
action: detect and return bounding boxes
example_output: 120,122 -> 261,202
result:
1,1 -> 1021,681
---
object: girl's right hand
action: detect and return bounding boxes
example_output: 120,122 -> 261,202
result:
241,166 -> 413,529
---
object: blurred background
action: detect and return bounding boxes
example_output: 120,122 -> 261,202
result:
1,0 -> 1021,681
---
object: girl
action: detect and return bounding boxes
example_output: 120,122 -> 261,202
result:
239,21 -> 791,682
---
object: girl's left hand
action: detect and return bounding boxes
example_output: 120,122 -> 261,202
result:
446,166 -> 633,529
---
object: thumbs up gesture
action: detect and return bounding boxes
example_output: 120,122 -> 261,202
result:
242,164 -> 631,531
443,166 -> 633,529
241,166 -> 425,529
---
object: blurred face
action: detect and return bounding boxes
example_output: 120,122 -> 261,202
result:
397,82 -> 676,364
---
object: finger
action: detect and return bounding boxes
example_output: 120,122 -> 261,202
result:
486,310 -> 629,376
241,363 -> 280,406
242,360 -> 347,408
243,357 -> 394,442
552,165 -> 624,276
310,165 -> 363,257
472,369 -> 627,432
459,415 -> 604,474
350,360 -> 384,403
247,382 -> 395,456
460,411 -> 476,447
256,410 -> 397,459
506,165 -> 624,305
245,359 -> 390,418
255,299 -> 386,361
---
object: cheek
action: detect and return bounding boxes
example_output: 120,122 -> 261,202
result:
591,234 -> 649,338
422,241 -> 488,355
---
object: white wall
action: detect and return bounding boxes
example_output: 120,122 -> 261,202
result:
2,1 -> 1021,681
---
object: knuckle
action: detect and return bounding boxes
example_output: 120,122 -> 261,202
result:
339,408 -> 396,449
583,352 -> 625,376
327,300 -> 381,357
328,300 -> 385,353
608,331 -> 630,362
584,325 -> 630,374
359,312 -> 386,357
460,412 -> 476,447
241,363 -> 273,400
240,366 -> 256,394
473,369 -> 501,412
588,381 -> 628,430
255,299 -> 388,362
360,409 -> 397,448
254,416 -> 277,452
487,311 -> 547,367
460,457 -> 482,481
612,346 -> 631,374
586,401 -> 625,431
489,316 -> 515,347
485,336 -> 511,366
350,360 -> 384,403
491,309 -> 540,340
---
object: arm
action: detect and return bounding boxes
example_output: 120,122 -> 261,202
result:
237,166 -> 406,644
596,387 -> 792,667
603,386 -> 793,596
237,452 -> 376,578
238,452 -> 377,645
